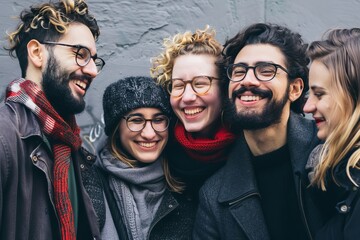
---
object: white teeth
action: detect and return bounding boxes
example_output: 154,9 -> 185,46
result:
74,80 -> 87,90
138,142 -> 156,148
240,95 -> 261,101
184,107 -> 203,115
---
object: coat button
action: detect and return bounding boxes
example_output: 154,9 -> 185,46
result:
80,164 -> 85,169
87,155 -> 92,161
168,204 -> 173,208
32,155 -> 38,163
340,205 -> 349,213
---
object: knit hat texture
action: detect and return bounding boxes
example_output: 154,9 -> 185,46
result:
103,76 -> 171,136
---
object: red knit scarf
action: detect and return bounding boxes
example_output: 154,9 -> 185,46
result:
174,122 -> 236,163
6,78 -> 81,240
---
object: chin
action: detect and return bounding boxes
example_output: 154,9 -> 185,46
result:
317,132 -> 327,141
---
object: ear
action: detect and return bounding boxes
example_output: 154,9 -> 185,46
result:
289,77 -> 304,102
27,39 -> 45,68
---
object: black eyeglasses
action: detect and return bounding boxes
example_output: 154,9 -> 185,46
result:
166,76 -> 219,97
226,62 -> 289,82
40,41 -> 105,73
122,115 -> 170,132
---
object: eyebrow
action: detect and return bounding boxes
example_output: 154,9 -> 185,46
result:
310,85 -> 326,91
233,61 -> 277,66
127,112 -> 166,117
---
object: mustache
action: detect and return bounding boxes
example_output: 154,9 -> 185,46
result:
69,73 -> 93,90
69,73 -> 93,82
231,86 -> 272,100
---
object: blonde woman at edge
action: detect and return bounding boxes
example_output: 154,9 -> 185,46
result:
304,28 -> 360,240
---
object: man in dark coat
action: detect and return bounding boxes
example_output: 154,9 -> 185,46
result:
193,23 -> 323,240
0,0 -> 105,239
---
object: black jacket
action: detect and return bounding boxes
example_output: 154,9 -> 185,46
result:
307,145 -> 360,240
193,112 -> 322,240
0,101 -> 100,240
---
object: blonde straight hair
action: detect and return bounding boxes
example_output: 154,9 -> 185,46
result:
307,30 -> 360,190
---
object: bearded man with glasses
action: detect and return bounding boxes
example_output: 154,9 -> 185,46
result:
193,23 -> 322,240
0,0 -> 104,239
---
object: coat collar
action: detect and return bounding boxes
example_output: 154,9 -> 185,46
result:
218,112 -> 319,203
7,101 -> 43,139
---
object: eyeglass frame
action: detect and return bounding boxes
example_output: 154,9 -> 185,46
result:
166,76 -> 220,97
122,115 -> 170,132
40,41 -> 106,73
226,62 -> 289,82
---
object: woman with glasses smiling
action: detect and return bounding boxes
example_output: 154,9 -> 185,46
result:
83,76 -> 189,239
151,26 -> 236,234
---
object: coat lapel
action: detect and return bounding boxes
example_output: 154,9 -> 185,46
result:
217,135 -> 270,240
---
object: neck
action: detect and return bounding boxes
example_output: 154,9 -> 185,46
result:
244,108 -> 290,156
190,119 -> 221,139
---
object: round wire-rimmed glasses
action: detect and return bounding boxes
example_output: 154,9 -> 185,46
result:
40,41 -> 105,73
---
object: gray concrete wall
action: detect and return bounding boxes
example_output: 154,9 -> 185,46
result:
1,0 -> 359,151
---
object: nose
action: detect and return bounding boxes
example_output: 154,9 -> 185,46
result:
303,94 -> 316,114
81,58 -> 98,78
240,69 -> 261,87
140,121 -> 157,139
181,83 -> 197,102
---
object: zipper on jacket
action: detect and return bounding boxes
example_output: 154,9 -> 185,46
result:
226,191 -> 260,207
298,177 -> 313,240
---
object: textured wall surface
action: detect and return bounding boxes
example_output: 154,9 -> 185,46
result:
1,0 -> 359,151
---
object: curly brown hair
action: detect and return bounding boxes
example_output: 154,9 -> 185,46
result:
150,25 -> 223,88
6,0 -> 99,77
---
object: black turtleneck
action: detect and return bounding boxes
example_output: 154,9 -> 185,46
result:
252,145 -> 307,240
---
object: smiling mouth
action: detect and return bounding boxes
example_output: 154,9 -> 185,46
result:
239,95 -> 263,102
74,79 -> 87,90
137,142 -> 157,148
315,118 -> 325,124
184,107 -> 204,115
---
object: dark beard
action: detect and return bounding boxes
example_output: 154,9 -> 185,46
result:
42,54 -> 88,117
223,86 -> 289,134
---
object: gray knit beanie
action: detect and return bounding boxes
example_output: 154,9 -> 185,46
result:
103,76 -> 171,136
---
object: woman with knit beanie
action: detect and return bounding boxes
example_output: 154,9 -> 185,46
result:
83,76 -> 192,239
150,26 -> 237,231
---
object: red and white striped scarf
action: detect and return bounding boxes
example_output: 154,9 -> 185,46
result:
6,78 -> 81,240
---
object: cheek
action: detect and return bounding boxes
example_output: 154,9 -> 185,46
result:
228,82 -> 238,98
170,97 -> 177,109
170,96 -> 181,116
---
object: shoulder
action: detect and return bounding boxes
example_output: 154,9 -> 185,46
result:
288,112 -> 318,137
0,101 -> 42,138
335,149 -> 360,188
199,165 -> 226,199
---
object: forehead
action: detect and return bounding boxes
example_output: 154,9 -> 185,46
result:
234,44 -> 286,65
309,60 -> 331,88
58,23 -> 97,52
172,54 -> 217,78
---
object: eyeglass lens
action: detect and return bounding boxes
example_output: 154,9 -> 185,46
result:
126,115 -> 169,132
75,47 -> 104,73
228,63 -> 278,82
168,76 -> 212,97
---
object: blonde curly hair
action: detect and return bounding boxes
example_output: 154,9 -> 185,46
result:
6,0 -> 99,77
150,25 -> 223,87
